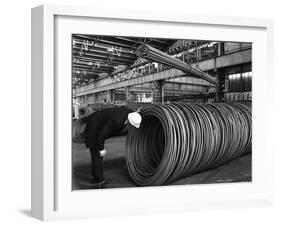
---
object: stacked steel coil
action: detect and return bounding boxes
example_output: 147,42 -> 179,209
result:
72,117 -> 87,143
79,106 -> 94,118
135,44 -> 218,85
125,102 -> 251,186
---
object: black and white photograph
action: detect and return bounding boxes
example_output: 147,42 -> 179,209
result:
72,35 -> 252,190
0,0 -> 277,223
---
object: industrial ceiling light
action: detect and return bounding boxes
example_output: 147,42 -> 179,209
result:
94,61 -> 101,68
107,47 -> 114,52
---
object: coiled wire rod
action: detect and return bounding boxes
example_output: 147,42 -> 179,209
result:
125,102 -> 251,186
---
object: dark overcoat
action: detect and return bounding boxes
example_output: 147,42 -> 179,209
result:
83,106 -> 132,150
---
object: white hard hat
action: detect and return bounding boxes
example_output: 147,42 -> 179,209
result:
100,149 -> 106,157
128,112 -> 142,128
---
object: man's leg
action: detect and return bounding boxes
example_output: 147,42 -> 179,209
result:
89,148 -> 104,183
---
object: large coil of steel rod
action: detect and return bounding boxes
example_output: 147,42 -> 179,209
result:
135,44 -> 218,85
125,102 -> 251,186
72,117 -> 87,143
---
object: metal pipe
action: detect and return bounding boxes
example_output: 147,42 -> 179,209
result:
135,44 -> 218,86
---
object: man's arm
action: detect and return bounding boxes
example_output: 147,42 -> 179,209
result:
97,120 -> 119,151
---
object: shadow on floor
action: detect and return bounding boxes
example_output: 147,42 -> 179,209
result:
18,209 -> 31,217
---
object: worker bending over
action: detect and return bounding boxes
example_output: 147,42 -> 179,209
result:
82,106 -> 142,188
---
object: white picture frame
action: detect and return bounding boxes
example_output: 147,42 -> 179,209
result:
31,4 -> 274,221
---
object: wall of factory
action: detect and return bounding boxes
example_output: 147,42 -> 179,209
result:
227,72 -> 252,92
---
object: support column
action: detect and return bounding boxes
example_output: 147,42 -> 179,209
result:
106,90 -> 111,103
125,86 -> 131,103
217,42 -> 223,56
110,90 -> 115,103
160,82 -> 165,103
215,68 -> 225,102
74,104 -> 79,119
198,47 -> 202,61
82,95 -> 86,104
152,79 -> 165,103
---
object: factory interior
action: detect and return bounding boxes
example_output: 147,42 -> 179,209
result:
72,35 -> 252,189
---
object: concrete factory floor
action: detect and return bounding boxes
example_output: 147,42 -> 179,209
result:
72,136 -> 252,190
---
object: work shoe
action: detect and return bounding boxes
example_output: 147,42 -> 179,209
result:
92,180 -> 106,189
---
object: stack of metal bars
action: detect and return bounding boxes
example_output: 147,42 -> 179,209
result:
135,44 -> 218,85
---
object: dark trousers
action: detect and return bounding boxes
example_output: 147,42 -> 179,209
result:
89,148 -> 104,182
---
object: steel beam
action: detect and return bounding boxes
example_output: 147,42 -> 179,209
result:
73,50 -> 135,63
136,44 -> 218,85
165,81 -> 215,88
73,47 -> 135,59
74,49 -> 251,97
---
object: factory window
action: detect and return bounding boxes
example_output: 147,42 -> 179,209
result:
242,71 -> 252,91
228,71 -> 252,92
228,73 -> 241,92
